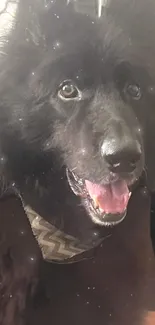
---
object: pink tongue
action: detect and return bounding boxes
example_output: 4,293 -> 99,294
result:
85,179 -> 130,214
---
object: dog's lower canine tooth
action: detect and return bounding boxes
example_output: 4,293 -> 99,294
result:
92,196 -> 100,209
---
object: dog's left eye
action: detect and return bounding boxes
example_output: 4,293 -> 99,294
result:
125,83 -> 142,100
58,80 -> 80,100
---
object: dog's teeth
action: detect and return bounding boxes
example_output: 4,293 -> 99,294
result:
92,196 -> 105,214
78,179 -> 83,185
99,206 -> 104,213
92,196 -> 99,209
73,173 -> 78,181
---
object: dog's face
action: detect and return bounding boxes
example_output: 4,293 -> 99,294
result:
0,2 -> 155,227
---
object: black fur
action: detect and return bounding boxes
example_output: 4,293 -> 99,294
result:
0,0 -> 155,324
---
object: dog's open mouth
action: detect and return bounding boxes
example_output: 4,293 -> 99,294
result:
66,169 -> 131,226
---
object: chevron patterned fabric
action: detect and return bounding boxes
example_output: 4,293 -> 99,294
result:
24,205 -> 96,264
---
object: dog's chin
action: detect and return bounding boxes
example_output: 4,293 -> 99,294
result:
66,168 -> 133,227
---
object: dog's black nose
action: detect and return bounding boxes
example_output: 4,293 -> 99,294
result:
106,150 -> 141,173
101,140 -> 142,174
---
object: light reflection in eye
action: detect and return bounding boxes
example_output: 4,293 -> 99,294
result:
46,142 -> 50,148
29,256 -> 37,263
137,127 -> 142,133
0,156 -> 5,163
53,40 -> 62,51
148,85 -> 155,95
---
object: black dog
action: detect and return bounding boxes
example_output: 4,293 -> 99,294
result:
0,0 -> 155,324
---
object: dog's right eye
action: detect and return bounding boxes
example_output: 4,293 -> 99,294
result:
58,80 -> 81,101
125,83 -> 142,100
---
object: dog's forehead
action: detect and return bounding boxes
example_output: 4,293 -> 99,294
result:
0,0 -> 132,79
37,1 -> 129,66
62,0 -> 109,17
39,6 -> 117,60
41,3 -> 100,38
36,0 -> 114,43
45,0 -> 109,16
0,1 -> 121,54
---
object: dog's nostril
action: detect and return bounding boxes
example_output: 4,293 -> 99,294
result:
105,151 -> 141,174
